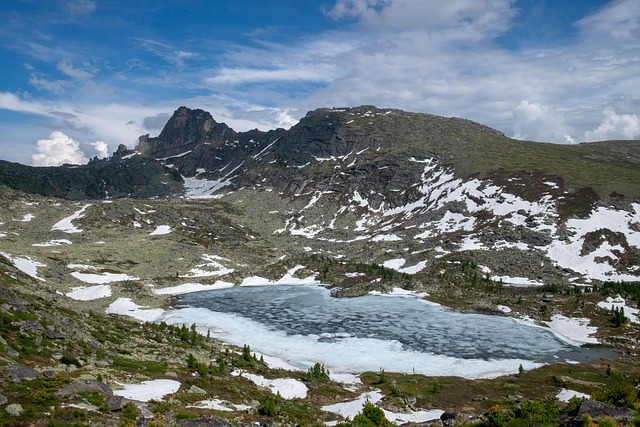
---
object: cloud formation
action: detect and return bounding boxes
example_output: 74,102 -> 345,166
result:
63,0 -> 96,16
32,131 -> 88,166
585,108 -> 640,142
327,0 -> 516,37
1,0 -> 639,165
31,131 -> 109,167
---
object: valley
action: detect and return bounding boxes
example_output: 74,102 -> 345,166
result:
1,106 -> 640,426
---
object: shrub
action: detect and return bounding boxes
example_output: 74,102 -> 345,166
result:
516,399 -> 560,424
306,362 -> 330,382
592,375 -> 638,408
337,402 -> 394,427
596,417 -> 618,427
258,393 -> 282,417
486,404 -> 514,427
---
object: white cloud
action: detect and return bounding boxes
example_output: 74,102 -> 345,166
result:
133,38 -> 198,68
206,65 -> 338,85
576,0 -> 640,39
327,0 -> 516,37
31,132 -> 110,166
91,141 -> 110,158
512,101 -> 574,143
63,0 -> 96,16
57,60 -> 95,80
28,74 -> 69,93
584,108 -> 640,142
32,131 -> 88,166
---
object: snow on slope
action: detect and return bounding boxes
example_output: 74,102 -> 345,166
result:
272,156 -> 640,282
52,204 -> 91,233
0,251 -> 46,280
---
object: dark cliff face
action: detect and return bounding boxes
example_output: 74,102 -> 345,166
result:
2,105 -> 640,204
0,156 -> 183,200
137,106 -> 237,159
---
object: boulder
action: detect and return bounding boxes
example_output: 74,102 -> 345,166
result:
5,403 -> 23,416
176,417 -> 236,427
1,365 -> 39,382
572,400 -> 635,425
107,395 -> 126,412
55,379 -> 113,398
188,385 -> 207,395
45,329 -> 66,340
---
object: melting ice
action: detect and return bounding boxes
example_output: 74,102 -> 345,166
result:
159,285 -> 583,379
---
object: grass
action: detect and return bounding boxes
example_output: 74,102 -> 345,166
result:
360,358 -> 640,415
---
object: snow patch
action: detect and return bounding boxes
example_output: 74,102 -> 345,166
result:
71,271 -> 139,284
323,390 -> 443,425
181,254 -> 235,278
0,251 -> 45,280
597,295 -> 639,324
556,388 -> 590,402
113,379 -> 181,402
106,298 -> 164,322
66,285 -> 112,301
52,204 -> 91,233
545,315 -> 599,345
154,281 -> 235,295
32,239 -> 72,247
491,275 -> 544,287
149,225 -> 172,235
232,371 -> 307,399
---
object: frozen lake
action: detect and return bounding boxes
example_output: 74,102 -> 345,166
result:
159,284 -> 604,379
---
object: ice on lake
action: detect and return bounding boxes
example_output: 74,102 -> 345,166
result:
158,284 -> 598,379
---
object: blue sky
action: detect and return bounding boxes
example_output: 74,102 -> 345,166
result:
0,0 -> 638,165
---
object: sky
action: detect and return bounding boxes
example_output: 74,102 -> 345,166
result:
0,0 -> 639,166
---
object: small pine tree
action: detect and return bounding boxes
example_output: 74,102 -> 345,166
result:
611,306 -> 626,327
306,362 -> 330,382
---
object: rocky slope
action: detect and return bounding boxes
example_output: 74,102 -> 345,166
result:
1,106 -> 640,425
131,105 -> 640,286
0,144 -> 183,199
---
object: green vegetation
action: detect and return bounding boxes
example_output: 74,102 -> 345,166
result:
591,374 -> 639,408
336,401 -> 394,427
258,393 -> 282,416
610,306 -> 627,327
306,362 -> 330,383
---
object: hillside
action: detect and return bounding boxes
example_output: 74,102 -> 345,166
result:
1,106 -> 640,425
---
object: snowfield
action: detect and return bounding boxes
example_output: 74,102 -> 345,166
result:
113,379 -> 181,402
51,204 -> 91,233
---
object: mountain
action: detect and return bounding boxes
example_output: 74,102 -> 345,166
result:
127,105 -> 640,285
1,106 -> 640,425
0,144 -> 183,199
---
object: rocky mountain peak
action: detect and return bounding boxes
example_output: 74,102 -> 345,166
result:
137,106 -> 236,159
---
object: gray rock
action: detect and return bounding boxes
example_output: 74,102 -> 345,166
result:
56,379 -> 113,398
0,394 -> 7,405
107,395 -> 126,412
20,320 -> 44,333
188,385 -> 207,395
42,370 -> 57,378
176,417 -> 236,427
573,399 -> 634,424
45,329 -> 66,340
164,371 -> 178,378
1,365 -> 39,382
5,403 -> 23,416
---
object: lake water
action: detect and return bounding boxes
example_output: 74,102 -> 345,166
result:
158,284 -> 605,379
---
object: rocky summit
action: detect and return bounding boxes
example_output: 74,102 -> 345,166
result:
1,105 -> 640,426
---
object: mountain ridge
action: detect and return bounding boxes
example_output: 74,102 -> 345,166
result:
1,105 -> 640,426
